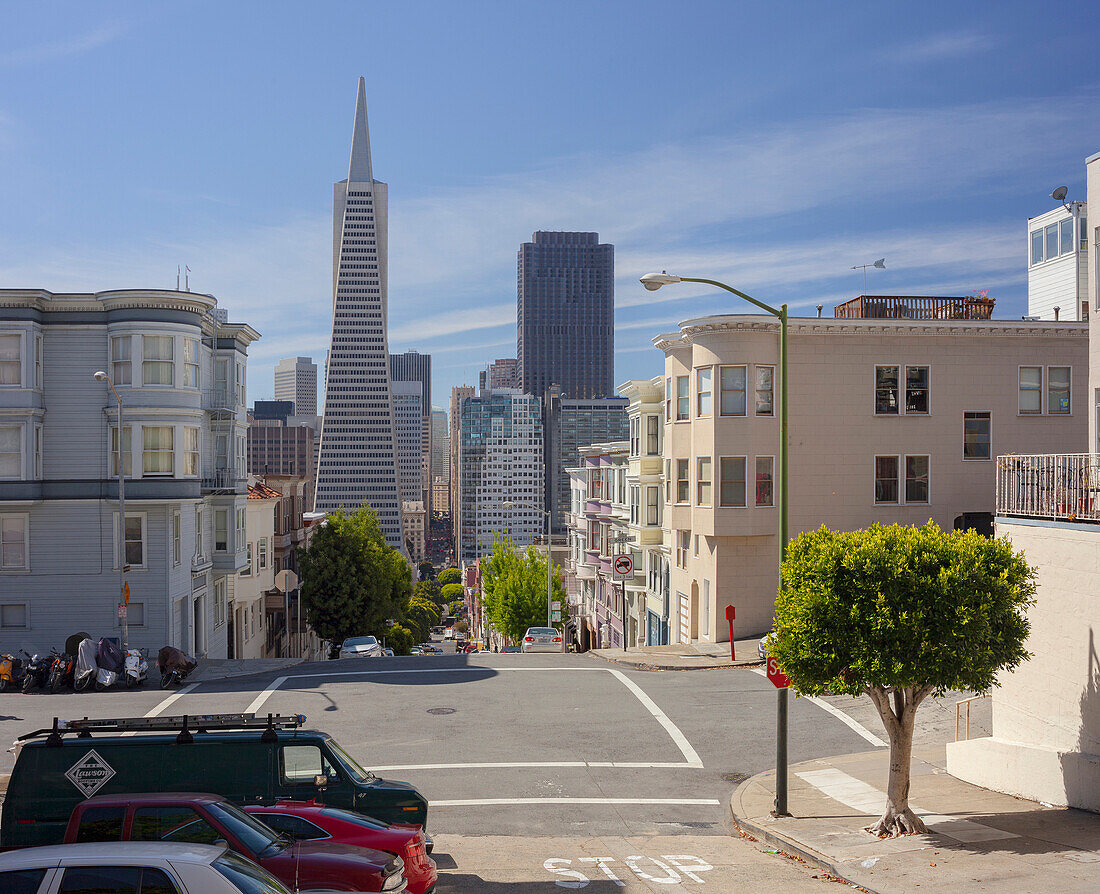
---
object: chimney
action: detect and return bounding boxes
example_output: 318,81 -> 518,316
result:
1054,306 -> 1060,321
816,305 -> 823,318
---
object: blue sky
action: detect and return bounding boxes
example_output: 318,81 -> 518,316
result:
2,1 -> 1098,410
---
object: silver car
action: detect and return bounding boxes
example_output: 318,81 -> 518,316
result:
520,627 -> 565,653
339,635 -> 381,659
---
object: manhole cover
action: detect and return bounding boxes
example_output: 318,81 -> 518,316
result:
426,707 -> 456,715
722,772 -> 751,784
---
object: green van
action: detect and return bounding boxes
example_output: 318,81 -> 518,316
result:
0,713 -> 428,849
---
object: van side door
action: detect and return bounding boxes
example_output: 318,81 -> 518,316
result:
276,743 -> 352,807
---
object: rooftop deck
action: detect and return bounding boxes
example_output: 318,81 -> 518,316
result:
834,295 -> 995,320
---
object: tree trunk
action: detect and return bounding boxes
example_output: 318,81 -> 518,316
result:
864,685 -> 930,837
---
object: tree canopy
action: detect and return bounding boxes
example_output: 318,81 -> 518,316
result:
298,505 -> 413,647
772,521 -> 1035,835
440,582 -> 464,605
481,534 -> 568,643
417,561 -> 435,581
437,567 -> 462,587
404,596 -> 441,643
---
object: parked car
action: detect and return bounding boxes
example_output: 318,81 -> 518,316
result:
520,627 -> 565,653
380,649 -> 395,657
2,714 -> 428,849
500,646 -> 522,654
409,647 -> 424,656
0,841 -> 295,894
244,801 -> 436,894
339,636 -> 381,659
63,793 -> 407,893
417,644 -> 442,654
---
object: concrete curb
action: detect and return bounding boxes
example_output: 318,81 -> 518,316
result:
588,651 -> 763,672
729,778 -> 881,894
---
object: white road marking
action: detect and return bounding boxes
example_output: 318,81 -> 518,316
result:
142,683 -> 200,718
371,760 -> 702,771
750,668 -> 887,747
430,797 -> 722,807
796,768 -> 1018,842
245,676 -> 289,715
606,669 -> 704,768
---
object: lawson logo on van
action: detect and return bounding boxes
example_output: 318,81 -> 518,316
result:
65,750 -> 117,798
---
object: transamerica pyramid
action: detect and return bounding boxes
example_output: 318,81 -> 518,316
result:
315,78 -> 404,548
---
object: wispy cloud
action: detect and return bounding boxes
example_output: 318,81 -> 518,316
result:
884,30 -> 995,64
0,23 -> 126,66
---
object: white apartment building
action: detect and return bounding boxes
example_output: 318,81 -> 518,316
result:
0,288 -> 259,657
273,356 -> 317,416
393,380 -> 423,505
458,389 -> 544,562
1027,202 -> 1089,320
226,479 -> 277,659
402,499 -> 426,563
948,149 -> 1100,813
655,296 -> 1088,643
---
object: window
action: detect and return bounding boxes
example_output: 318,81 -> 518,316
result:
214,579 -> 226,627
0,425 -> 20,478
719,457 -> 747,507
58,866 -> 177,894
1019,367 -> 1042,414
1060,218 -> 1074,255
120,514 -> 145,567
676,530 -> 690,568
629,485 -> 640,525
720,366 -> 747,416
1030,228 -> 1044,265
665,459 -> 672,502
875,366 -> 899,414
1045,223 -> 1058,260
243,542 -> 253,575
110,426 -> 132,477
1,514 -> 28,571
1,603 -> 28,627
646,486 -> 660,526
905,366 -> 929,414
142,426 -> 174,476
215,510 -> 228,552
110,335 -> 131,385
665,377 -> 671,421
0,869 -> 46,892
1049,367 -> 1071,414
963,412 -> 991,460
33,424 -> 41,479
194,505 -> 204,560
905,455 -> 930,503
258,537 -> 268,569
696,457 -> 712,505
121,602 -> 145,627
646,415 -> 660,455
0,333 -> 21,385
696,367 -> 712,417
1081,215 -> 1089,250
281,744 -> 334,784
183,427 -> 200,476
676,376 -> 689,420
251,812 -> 328,841
131,805 -> 220,845
236,435 -> 247,479
236,362 -> 246,405
172,511 -> 181,565
874,456 -> 899,504
34,333 -> 42,389
236,508 -> 246,549
676,459 -> 689,503
694,534 -> 700,557
629,417 -> 640,456
755,366 -> 774,416
756,456 -> 774,507
183,337 -> 200,387
73,805 -> 126,842
142,335 -> 174,386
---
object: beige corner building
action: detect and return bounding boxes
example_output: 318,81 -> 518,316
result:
655,298 -> 1088,643
948,149 -> 1100,812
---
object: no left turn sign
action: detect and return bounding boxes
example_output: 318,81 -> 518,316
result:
613,554 -> 633,579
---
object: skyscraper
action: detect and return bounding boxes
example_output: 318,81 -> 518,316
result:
315,78 -> 404,547
518,231 -> 614,399
392,381 -> 424,505
274,357 -> 318,416
390,350 -> 431,505
449,384 -> 474,553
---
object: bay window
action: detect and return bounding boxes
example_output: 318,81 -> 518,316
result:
719,457 -> 746,507
111,335 -> 132,385
142,335 -> 174,386
142,426 -> 174,477
720,366 -> 746,416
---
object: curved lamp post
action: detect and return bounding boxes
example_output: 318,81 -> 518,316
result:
94,370 -> 129,653
640,272 -> 790,815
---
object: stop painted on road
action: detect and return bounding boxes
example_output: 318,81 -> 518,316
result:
544,854 -> 713,887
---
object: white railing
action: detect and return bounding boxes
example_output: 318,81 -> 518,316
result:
996,453 -> 1100,522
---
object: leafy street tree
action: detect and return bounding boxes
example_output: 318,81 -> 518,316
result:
385,623 -> 415,655
772,522 -> 1036,837
417,561 -> 435,581
482,534 -> 568,643
298,505 -> 413,647
404,596 -> 441,643
440,582 -> 464,605
454,619 -> 469,634
413,579 -> 443,606
437,567 -> 462,587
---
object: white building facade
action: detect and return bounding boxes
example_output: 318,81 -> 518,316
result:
274,356 -> 317,416
392,380 -> 424,505
1027,203 -> 1089,321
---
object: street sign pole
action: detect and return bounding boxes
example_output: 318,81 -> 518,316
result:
612,550 -> 633,650
725,605 -> 735,660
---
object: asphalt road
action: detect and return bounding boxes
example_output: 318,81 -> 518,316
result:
2,650 -> 884,890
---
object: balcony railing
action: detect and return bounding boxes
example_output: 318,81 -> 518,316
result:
202,468 -> 239,492
996,453 -> 1100,522
834,295 -> 995,320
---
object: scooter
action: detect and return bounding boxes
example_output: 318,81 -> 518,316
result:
73,637 -> 98,692
46,651 -> 76,693
157,646 -> 197,689
95,637 -> 125,691
21,650 -> 53,693
0,652 -> 25,692
124,648 -> 149,688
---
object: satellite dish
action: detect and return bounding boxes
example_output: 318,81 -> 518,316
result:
1051,186 -> 1069,202
873,258 -> 886,269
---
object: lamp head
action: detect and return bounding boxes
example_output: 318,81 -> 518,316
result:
873,258 -> 886,269
501,501 -> 516,510
1051,185 -> 1069,203
640,272 -> 682,291
93,370 -> 109,383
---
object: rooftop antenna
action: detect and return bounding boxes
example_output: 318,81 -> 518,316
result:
185,265 -> 191,292
1051,185 -> 1071,213
176,266 -> 180,291
850,258 -> 886,293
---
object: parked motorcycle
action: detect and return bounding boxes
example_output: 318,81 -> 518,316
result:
157,646 -> 197,689
0,652 -> 25,692
94,637 -> 125,691
46,651 -> 76,693
124,648 -> 149,688
21,650 -> 53,693
73,637 -> 98,692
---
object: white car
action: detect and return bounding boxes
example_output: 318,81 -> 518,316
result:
339,635 -> 381,659
521,627 -> 565,653
0,841 -> 294,894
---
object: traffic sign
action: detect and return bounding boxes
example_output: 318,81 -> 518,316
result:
117,603 -> 127,620
612,554 -> 633,579
766,656 -> 790,689
551,601 -> 561,611
123,582 -> 131,606
551,610 -> 562,622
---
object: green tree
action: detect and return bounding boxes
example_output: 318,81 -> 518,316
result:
772,522 -> 1036,837
298,505 -> 413,647
417,561 -> 435,581
437,567 -> 462,586
454,619 -> 469,634
385,623 -> 415,655
404,596 -> 441,643
413,579 -> 443,605
439,582 -> 464,605
482,534 -> 568,643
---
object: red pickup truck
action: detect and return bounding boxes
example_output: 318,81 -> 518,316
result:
64,792 -> 407,892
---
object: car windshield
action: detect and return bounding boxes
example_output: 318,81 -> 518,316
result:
527,628 -> 556,636
207,802 -> 284,856
343,636 -> 377,647
214,851 -> 293,894
319,807 -> 389,830
326,738 -> 374,782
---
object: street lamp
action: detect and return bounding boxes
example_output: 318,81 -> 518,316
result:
639,271 -> 791,816
94,370 -> 129,653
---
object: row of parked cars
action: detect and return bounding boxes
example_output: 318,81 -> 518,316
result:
0,713 -> 436,893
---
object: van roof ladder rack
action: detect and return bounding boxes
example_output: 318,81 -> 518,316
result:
18,712 -> 307,743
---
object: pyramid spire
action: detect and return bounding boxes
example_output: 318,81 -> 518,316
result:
348,76 -> 373,182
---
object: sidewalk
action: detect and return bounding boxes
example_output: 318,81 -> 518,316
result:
589,637 -> 762,670
730,745 -> 1100,893
189,657 -> 303,683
